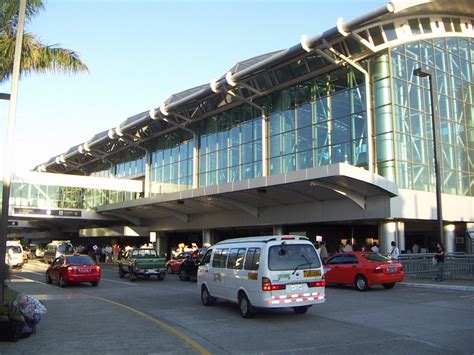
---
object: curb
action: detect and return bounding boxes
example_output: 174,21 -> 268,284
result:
400,282 -> 474,292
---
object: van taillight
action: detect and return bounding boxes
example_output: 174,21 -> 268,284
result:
307,281 -> 326,288
262,277 -> 285,291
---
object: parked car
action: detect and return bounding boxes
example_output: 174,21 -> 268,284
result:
45,254 -> 101,288
5,241 -> 24,268
44,241 -> 74,264
178,247 -> 208,281
165,252 -> 191,274
118,248 -> 166,281
323,252 -> 404,291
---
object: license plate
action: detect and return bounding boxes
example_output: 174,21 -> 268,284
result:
78,268 -> 90,273
290,284 -> 303,291
304,270 -> 321,278
388,266 -> 396,273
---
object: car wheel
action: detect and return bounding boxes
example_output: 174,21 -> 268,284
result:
293,306 -> 309,314
91,281 -> 99,287
59,276 -> 67,288
238,292 -> 254,319
129,268 -> 137,282
45,272 -> 52,284
201,285 -> 214,306
355,275 -> 369,292
118,266 -> 125,278
167,265 -> 173,274
158,273 -> 165,281
382,282 -> 395,289
179,267 -> 190,281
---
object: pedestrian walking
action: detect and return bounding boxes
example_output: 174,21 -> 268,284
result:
434,242 -> 445,282
371,242 -> 379,253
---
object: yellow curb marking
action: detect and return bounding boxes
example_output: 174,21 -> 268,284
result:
11,275 -> 210,355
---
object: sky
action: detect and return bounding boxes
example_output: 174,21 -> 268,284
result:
0,0 -> 388,175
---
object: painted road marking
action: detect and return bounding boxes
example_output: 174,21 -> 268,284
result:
101,278 -> 137,286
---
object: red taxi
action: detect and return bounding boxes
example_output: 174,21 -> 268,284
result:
46,254 -> 101,288
165,252 -> 191,274
323,252 -> 404,291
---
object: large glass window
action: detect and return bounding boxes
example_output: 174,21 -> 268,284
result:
389,37 -> 474,196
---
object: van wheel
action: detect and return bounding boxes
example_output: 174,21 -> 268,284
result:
179,267 -> 190,281
238,293 -> 254,319
45,272 -> 52,284
201,286 -> 214,306
59,276 -> 66,288
355,275 -> 369,291
293,306 -> 309,314
382,282 -> 395,289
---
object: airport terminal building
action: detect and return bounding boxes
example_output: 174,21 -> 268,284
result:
7,0 -> 474,254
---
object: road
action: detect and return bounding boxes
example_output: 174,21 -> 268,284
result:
2,259 -> 474,354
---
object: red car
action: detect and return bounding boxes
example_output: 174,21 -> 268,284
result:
46,254 -> 101,287
165,252 -> 191,274
323,252 -> 404,291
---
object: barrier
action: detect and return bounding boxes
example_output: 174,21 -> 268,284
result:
399,253 -> 474,280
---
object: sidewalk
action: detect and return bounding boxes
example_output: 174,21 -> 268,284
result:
0,277 -> 200,354
401,277 -> 474,292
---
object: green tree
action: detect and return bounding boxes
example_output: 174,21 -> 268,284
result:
0,0 -> 88,83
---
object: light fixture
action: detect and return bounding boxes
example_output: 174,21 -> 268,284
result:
210,80 -> 219,93
108,129 -> 116,139
115,127 -> 123,137
159,104 -> 169,116
225,71 -> 237,87
149,108 -> 158,120
300,34 -> 312,52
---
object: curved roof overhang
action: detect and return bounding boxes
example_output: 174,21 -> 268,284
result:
38,0 -> 474,174
96,163 -> 398,224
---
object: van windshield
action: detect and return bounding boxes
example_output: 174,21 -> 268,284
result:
7,246 -> 22,254
268,244 -> 321,271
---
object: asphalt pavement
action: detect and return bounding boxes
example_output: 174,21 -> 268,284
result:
1,263 -> 473,354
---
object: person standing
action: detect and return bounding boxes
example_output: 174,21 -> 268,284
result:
112,243 -> 120,262
319,241 -> 329,259
434,242 -> 445,282
412,242 -> 420,254
388,241 -> 400,260
342,240 -> 353,252
371,242 -> 379,253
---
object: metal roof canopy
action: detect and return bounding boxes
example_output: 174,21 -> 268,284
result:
96,163 -> 398,225
39,0 -> 473,174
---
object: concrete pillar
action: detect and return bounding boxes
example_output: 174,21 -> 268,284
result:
273,225 -> 284,236
378,221 -> 397,254
156,234 -> 169,258
202,229 -> 213,247
443,224 -> 456,253
397,221 -> 405,253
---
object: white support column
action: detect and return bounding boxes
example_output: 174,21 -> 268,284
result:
262,113 -> 268,177
273,225 -> 284,236
202,229 -> 213,247
397,221 -> 405,253
378,221 -> 397,254
443,224 -> 456,253
157,234 -> 169,258
193,133 -> 199,189
144,152 -> 151,198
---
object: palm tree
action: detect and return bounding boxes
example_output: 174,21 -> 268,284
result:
0,0 -> 88,83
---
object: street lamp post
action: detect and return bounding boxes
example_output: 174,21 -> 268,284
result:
0,0 -> 27,304
413,67 -> 443,246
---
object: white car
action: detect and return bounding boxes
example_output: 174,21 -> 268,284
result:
5,241 -> 24,268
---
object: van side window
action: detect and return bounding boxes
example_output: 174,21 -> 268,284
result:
227,248 -> 246,269
201,249 -> 212,265
212,249 -> 229,268
244,248 -> 261,271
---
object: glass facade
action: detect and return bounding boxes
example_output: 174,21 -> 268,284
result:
150,131 -> 194,195
9,182 -> 138,210
384,37 -> 474,196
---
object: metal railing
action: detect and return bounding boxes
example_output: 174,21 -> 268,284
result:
399,253 -> 474,280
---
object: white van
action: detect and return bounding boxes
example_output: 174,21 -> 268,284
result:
5,240 -> 24,268
197,235 -> 326,318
